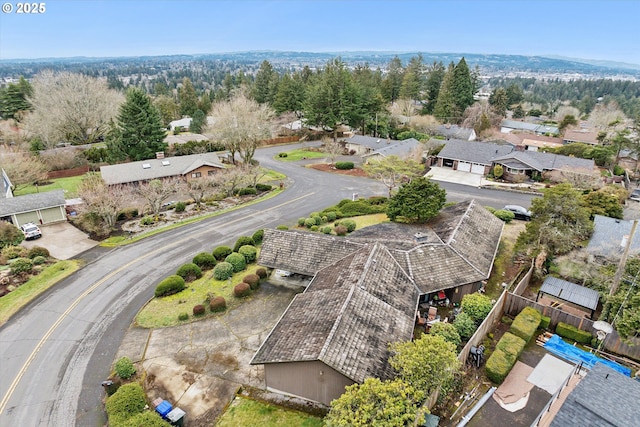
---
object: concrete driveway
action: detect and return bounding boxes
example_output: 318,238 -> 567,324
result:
426,166 -> 483,187
20,221 -> 98,260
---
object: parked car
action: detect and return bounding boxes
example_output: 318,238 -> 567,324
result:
503,205 -> 532,221
629,189 -> 640,202
20,222 -> 42,240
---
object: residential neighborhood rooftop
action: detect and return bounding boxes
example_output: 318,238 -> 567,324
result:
538,277 -> 600,311
0,189 -> 66,217
586,215 -> 640,259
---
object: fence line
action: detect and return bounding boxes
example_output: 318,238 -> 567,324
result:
511,261 -> 534,296
46,165 -> 89,179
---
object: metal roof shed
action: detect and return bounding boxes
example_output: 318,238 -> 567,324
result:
536,277 -> 600,319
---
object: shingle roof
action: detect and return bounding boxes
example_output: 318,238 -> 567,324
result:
550,363 -> 640,427
436,139 -> 513,165
586,215 -> 640,259
364,138 -> 421,158
436,124 -> 476,141
0,190 -> 65,216
492,150 -> 595,172
563,129 -> 599,145
100,153 -> 225,185
539,277 -> 600,311
341,134 -> 399,150
501,119 -> 559,135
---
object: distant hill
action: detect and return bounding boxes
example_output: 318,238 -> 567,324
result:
542,55 -> 640,71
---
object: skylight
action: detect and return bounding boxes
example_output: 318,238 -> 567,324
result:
142,163 -> 151,169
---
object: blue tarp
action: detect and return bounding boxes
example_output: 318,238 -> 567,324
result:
544,334 -> 631,376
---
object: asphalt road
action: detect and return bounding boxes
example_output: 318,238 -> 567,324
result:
0,142 -> 536,426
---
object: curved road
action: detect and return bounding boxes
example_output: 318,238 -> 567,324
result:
0,142 -> 535,426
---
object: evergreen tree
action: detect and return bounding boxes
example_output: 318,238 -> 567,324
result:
381,56 -> 403,103
252,60 -> 277,104
452,57 -> 475,114
0,76 -> 32,120
190,109 -> 206,133
273,73 -> 306,116
433,62 -> 458,123
399,54 -> 424,101
489,87 -> 509,117
178,77 -> 198,117
386,177 -> 446,223
423,61 -> 445,114
106,88 -> 167,162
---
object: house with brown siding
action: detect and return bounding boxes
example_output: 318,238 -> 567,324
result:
251,200 -> 503,405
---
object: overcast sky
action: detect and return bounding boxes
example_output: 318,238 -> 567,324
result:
1,0 -> 638,64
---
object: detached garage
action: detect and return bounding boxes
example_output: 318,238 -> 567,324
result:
0,190 -> 66,228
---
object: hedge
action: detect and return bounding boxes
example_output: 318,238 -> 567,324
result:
121,412 -> 168,427
213,262 -> 234,280
209,296 -> 226,312
225,252 -> 247,272
495,332 -> 526,359
234,282 -> 251,297
485,348 -> 517,384
105,382 -> 146,426
509,306 -> 542,342
276,225 -> 289,230
176,263 -> 203,282
556,322 -> 593,344
252,229 -> 264,244
192,252 -> 216,270
256,183 -> 272,192
238,187 -> 257,196
212,245 -> 233,261
540,315 -> 550,330
154,275 -> 186,297
335,161 -> 354,170
233,236 -> 255,252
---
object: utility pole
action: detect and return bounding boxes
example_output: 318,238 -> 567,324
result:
611,219 -> 638,296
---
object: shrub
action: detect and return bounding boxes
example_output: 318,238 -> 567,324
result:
325,211 -> 337,222
556,321 -> 592,344
276,225 -> 288,230
105,382 -> 146,426
27,246 -> 50,259
243,274 -> 260,289
238,245 -> 258,263
140,216 -> 154,226
454,312 -> 477,340
429,322 -> 461,347
178,312 -> 189,321
193,304 -> 206,316
339,200 -> 378,216
10,257 -> 33,274
278,152 -> 288,157
256,183 -> 272,192
304,218 -> 316,228
540,315 -> 550,330
174,201 -> 186,212
322,226 -> 332,234
154,275 -> 186,297
310,225 -> 319,231
238,187 -> 257,196
509,306 -> 542,342
256,268 -> 267,279
501,316 -> 513,325
335,161 -> 354,170
210,296 -> 226,312
485,206 -> 497,214
613,164 -> 625,176
485,348 -> 516,384
192,252 -> 216,270
32,255 -> 47,265
2,245 -> 27,259
495,332 -> 526,359
213,262 -> 234,280
225,252 -> 247,272
176,263 -> 203,282
297,217 -> 306,226
114,356 -> 136,379
494,209 -> 515,223
0,222 -> 24,248
117,208 -> 139,221
461,293 -> 493,325
234,282 -> 251,297
212,245 -> 233,261
252,229 -> 264,244
233,236 -> 255,252
339,218 -> 357,232
335,225 -> 348,236
121,412 -> 168,427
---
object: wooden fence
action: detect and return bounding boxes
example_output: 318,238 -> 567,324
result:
261,136 -> 300,145
46,165 -> 89,179
511,261 -> 534,296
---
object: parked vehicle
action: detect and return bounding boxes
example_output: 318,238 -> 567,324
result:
629,189 -> 640,202
503,205 -> 532,221
20,222 -> 42,240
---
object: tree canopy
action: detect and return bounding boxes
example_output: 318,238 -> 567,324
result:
0,76 -> 32,120
386,177 -> 446,223
362,155 -> 424,197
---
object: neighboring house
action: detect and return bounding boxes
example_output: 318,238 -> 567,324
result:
491,150 -> 595,182
251,200 -> 503,405
496,132 -> 564,151
436,124 -> 476,141
168,117 -> 192,131
164,133 -> 209,145
362,138 -> 421,162
1,168 -> 12,198
586,215 -> 640,261
436,139 -> 513,175
563,129 -> 599,145
618,149 -> 640,172
100,152 -> 225,186
340,134 -> 398,156
549,364 -> 640,427
500,119 -> 559,135
0,189 -> 66,227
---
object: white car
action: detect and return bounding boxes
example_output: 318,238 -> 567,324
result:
20,222 -> 42,240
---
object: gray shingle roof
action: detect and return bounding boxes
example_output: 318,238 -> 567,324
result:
436,139 -> 513,165
493,151 -> 594,172
364,138 -> 421,158
436,124 -> 476,140
539,277 -> 600,311
341,134 -> 399,150
550,363 -> 640,427
0,190 -> 66,216
100,153 -> 224,185
586,215 -> 640,259
501,119 -> 559,135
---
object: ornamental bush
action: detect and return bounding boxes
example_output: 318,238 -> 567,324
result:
32,255 -> 47,265
335,161 -> 354,170
255,183 -> 272,192
310,225 -> 319,231
339,219 -> 357,232
27,246 -> 50,259
335,225 -> 348,236
243,274 -> 260,289
233,236 -> 255,252
304,218 -> 316,228
322,226 -> 332,234
213,262 -> 234,280
255,268 -> 267,279
2,245 -> 27,259
238,187 -> 257,196
276,225 -> 289,230
429,322 -> 461,347
105,382 -> 146,426
155,275 -> 186,297
234,282 -> 251,298
176,263 -> 203,282
0,222 -> 24,249
461,293 -> 493,325
252,229 -> 264,244
174,201 -> 186,213
212,245 -> 233,261
325,211 -> 337,222
225,252 -> 247,272
297,217 -> 306,226
116,207 -> 139,221
192,252 -> 216,270
278,152 -> 288,158
178,312 -> 189,321
140,216 -> 154,226
494,209 -> 515,223
509,307 -> 542,342
193,304 -> 206,316
556,321 -> 593,344
114,356 -> 136,379
238,245 -> 258,263
209,296 -> 226,312
10,257 -> 33,274
453,312 -> 477,340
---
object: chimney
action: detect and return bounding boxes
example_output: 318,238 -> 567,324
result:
156,152 -> 165,159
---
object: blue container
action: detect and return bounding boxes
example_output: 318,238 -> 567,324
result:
155,400 -> 173,418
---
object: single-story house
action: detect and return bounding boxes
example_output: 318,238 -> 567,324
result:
563,129 -> 599,145
362,138 -> 421,162
436,124 -> 476,141
618,149 -> 640,173
586,215 -> 640,261
500,119 -> 559,135
549,364 -> 639,427
100,152 -> 225,186
496,132 -> 564,151
0,189 -> 67,227
435,139 -> 513,175
340,134 -> 399,156
168,117 -> 192,131
164,133 -> 209,145
251,200 -> 503,405
491,150 -> 595,181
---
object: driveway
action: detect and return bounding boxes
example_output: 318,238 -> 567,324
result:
426,166 -> 483,187
20,221 -> 98,260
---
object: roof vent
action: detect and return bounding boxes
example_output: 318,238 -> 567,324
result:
162,160 -> 170,166
142,163 -> 151,169
414,232 -> 429,244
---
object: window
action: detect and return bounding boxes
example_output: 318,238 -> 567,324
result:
191,172 -> 201,178
207,170 -> 216,176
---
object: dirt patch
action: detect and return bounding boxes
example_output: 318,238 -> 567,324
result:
307,163 -> 369,177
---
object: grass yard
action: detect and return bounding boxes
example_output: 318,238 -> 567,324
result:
260,169 -> 286,182
486,221 -> 526,298
0,260 -> 81,327
349,213 -> 388,229
216,397 -> 324,427
135,263 -> 263,328
14,175 -> 85,198
275,149 -> 327,162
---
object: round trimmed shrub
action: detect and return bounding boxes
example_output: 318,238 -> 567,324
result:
27,246 -> 49,259
105,382 -> 146,425
233,236 -> 255,252
212,245 -> 233,261
2,245 -> 27,259
210,296 -> 226,312
154,275 -> 186,297
238,245 -> 258,263
339,219 -> 357,232
238,187 -> 257,196
276,225 -> 288,230
193,304 -> 206,316
243,274 -> 260,290
234,282 -> 251,298
322,226 -> 332,234
325,211 -> 337,221
256,268 -> 267,279
278,152 -> 288,158
297,217 -> 306,226
310,225 -> 319,232
176,263 -> 203,282
494,209 -> 515,223
213,262 -> 234,280
10,257 -> 33,274
114,356 -> 136,379
32,255 -> 47,265
225,252 -> 247,272
174,201 -> 186,213
335,161 -> 354,170
461,293 -> 493,325
178,312 -> 189,321
192,252 -> 216,270
335,225 -> 348,236
255,183 -> 272,192
304,218 -> 316,228
252,229 -> 264,244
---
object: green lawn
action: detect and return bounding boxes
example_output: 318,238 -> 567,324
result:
275,149 -> 327,162
135,263 -> 263,328
261,169 -> 286,182
14,175 -> 85,198
216,397 -> 324,427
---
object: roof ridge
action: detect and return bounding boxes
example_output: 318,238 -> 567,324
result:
445,200 -> 474,244
380,245 -> 421,295
318,285 -> 356,362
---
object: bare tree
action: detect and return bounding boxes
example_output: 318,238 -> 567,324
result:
77,173 -> 131,229
363,155 -> 424,197
218,167 -> 248,197
176,176 -> 220,208
135,178 -> 180,218
242,164 -> 267,188
24,71 -> 124,147
0,148 -> 48,192
462,101 -> 501,137
209,90 -> 274,164
322,136 -> 344,163
554,105 -> 581,123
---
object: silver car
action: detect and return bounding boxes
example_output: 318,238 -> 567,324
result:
20,222 -> 42,240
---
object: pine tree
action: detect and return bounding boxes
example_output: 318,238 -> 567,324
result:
452,57 -> 475,114
0,76 -> 32,120
252,60 -> 277,104
178,77 -> 198,117
423,61 -> 445,114
381,56 -> 403,103
433,62 -> 458,123
399,54 -> 424,101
